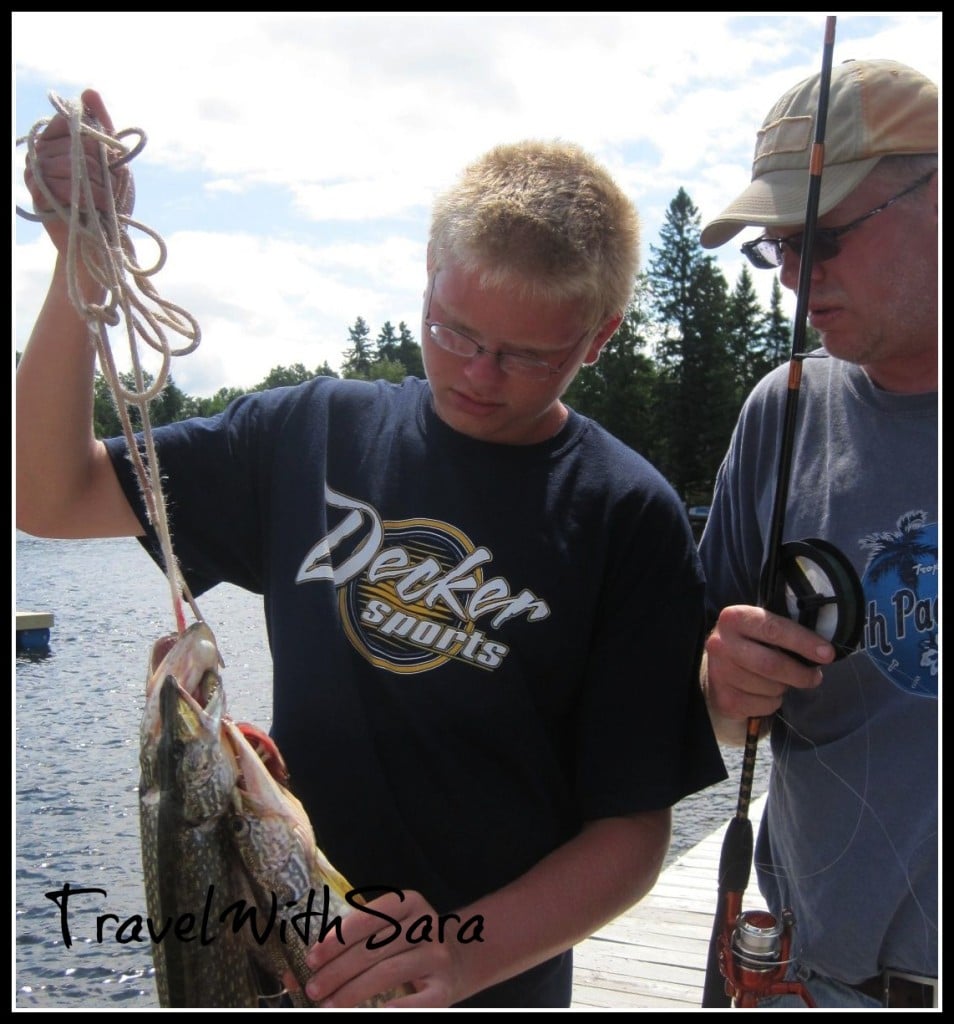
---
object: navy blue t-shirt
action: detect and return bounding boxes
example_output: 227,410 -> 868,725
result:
107,375 -> 726,1006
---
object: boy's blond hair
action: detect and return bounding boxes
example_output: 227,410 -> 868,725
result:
429,139 -> 640,325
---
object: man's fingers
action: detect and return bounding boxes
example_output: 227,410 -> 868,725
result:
721,604 -> 835,667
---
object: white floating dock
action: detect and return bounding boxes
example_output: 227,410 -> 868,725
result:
16,610 -> 54,651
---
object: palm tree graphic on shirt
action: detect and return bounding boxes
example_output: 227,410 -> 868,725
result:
858,509 -> 938,693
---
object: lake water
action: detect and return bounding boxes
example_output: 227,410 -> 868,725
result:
15,532 -> 769,1008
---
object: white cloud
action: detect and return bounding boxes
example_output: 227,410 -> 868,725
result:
14,12 -> 940,395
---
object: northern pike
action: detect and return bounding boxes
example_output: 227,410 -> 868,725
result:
223,719 -> 412,1007
139,622 -> 266,1007
140,621 -> 409,1007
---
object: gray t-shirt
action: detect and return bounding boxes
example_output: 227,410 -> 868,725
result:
700,354 -> 937,984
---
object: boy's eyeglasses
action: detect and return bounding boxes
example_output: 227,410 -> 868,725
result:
740,170 -> 935,270
425,322 -> 590,380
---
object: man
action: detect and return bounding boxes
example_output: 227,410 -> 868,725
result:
16,91 -> 726,1007
699,59 -> 937,1007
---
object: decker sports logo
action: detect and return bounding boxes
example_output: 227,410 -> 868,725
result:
296,485 -> 551,674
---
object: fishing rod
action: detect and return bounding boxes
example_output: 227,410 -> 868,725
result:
700,16 -> 865,1008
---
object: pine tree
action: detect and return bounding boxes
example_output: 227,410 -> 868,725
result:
375,321 -> 399,363
565,280 -> 660,462
396,321 -> 424,378
646,187 -> 735,503
763,277 -> 792,368
726,266 -> 772,400
340,317 -> 374,378
683,260 -> 738,505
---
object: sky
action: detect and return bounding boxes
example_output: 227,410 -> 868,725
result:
13,12 -> 942,399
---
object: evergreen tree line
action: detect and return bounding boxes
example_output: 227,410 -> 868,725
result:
24,189 -> 816,508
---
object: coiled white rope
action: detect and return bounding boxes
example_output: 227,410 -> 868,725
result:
18,92 -> 202,632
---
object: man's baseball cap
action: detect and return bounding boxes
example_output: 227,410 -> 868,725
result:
700,59 -> 938,249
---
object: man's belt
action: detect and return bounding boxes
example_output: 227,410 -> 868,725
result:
853,969 -> 938,1008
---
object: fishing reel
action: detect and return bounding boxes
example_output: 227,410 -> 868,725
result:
718,907 -> 815,1008
761,538 -> 865,662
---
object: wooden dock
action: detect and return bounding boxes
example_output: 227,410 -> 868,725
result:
571,795 -> 767,1009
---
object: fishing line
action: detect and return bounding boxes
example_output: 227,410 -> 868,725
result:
18,93 -> 203,634
762,656 -> 937,940
737,644 -> 938,984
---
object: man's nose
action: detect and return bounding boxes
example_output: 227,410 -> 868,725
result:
779,246 -> 824,292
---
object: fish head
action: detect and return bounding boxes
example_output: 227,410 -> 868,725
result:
140,621 -> 233,810
146,620 -> 223,706
223,721 -> 352,906
159,674 -> 237,824
233,721 -> 290,788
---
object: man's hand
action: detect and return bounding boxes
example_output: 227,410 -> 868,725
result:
703,605 -> 836,741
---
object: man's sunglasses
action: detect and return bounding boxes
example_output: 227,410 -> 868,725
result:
740,170 -> 935,270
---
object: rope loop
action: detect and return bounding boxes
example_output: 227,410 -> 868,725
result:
17,91 -> 203,632
17,92 -> 201,403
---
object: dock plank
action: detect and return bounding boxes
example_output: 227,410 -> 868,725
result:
570,795 -> 767,1008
